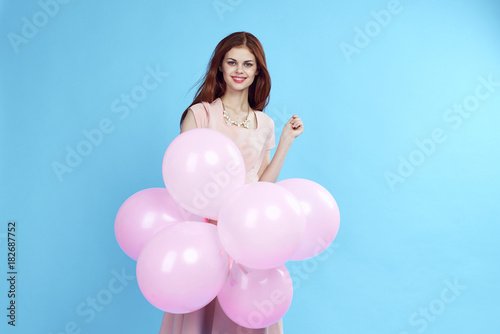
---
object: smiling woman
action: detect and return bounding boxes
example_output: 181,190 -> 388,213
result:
158,31 -> 304,334
219,47 -> 260,93
181,32 -> 304,185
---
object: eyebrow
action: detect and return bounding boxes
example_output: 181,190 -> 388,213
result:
227,58 -> 255,62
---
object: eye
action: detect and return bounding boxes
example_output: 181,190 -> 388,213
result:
227,61 -> 236,65
244,63 -> 253,67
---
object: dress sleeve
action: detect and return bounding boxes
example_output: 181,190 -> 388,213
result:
265,117 -> 276,150
189,102 -> 209,128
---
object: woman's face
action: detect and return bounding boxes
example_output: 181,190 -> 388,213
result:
219,46 -> 259,93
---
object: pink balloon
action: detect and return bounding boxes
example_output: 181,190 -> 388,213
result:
277,179 -> 340,261
136,221 -> 229,313
162,128 -> 246,220
217,263 -> 293,329
217,182 -> 306,269
114,188 -> 204,260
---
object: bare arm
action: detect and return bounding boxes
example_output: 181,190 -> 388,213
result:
259,115 -> 304,183
181,108 -> 219,225
180,109 -> 197,133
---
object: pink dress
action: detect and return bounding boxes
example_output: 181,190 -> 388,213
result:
159,98 -> 283,334
191,98 -> 276,184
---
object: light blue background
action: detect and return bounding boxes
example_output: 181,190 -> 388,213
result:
1,0 -> 499,333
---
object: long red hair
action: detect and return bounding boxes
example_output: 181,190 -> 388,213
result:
180,32 -> 271,126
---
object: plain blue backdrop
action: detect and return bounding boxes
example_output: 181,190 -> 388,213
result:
1,0 -> 499,333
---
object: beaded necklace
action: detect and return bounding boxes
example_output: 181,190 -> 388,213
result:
222,102 -> 251,129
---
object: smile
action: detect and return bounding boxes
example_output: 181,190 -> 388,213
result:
232,76 -> 246,83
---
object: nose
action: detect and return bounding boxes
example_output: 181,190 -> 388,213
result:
235,64 -> 244,73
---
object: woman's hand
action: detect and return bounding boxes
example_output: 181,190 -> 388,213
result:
280,115 -> 304,142
258,115 -> 303,183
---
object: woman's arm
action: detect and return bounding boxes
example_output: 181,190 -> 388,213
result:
181,108 -> 219,225
180,109 -> 197,133
259,115 -> 304,183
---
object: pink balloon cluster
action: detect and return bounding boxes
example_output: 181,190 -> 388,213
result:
114,128 -> 340,328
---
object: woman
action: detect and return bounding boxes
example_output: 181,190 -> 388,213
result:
160,31 -> 303,334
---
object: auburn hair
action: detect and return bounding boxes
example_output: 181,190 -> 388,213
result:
180,31 -> 271,126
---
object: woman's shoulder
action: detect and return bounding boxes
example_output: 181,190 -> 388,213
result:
256,110 -> 275,128
189,98 -> 222,112
209,98 -> 222,108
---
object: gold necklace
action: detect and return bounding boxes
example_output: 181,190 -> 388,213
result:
222,103 -> 251,129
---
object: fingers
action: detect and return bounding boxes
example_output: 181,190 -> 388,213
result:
281,115 -> 304,138
289,115 -> 303,130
